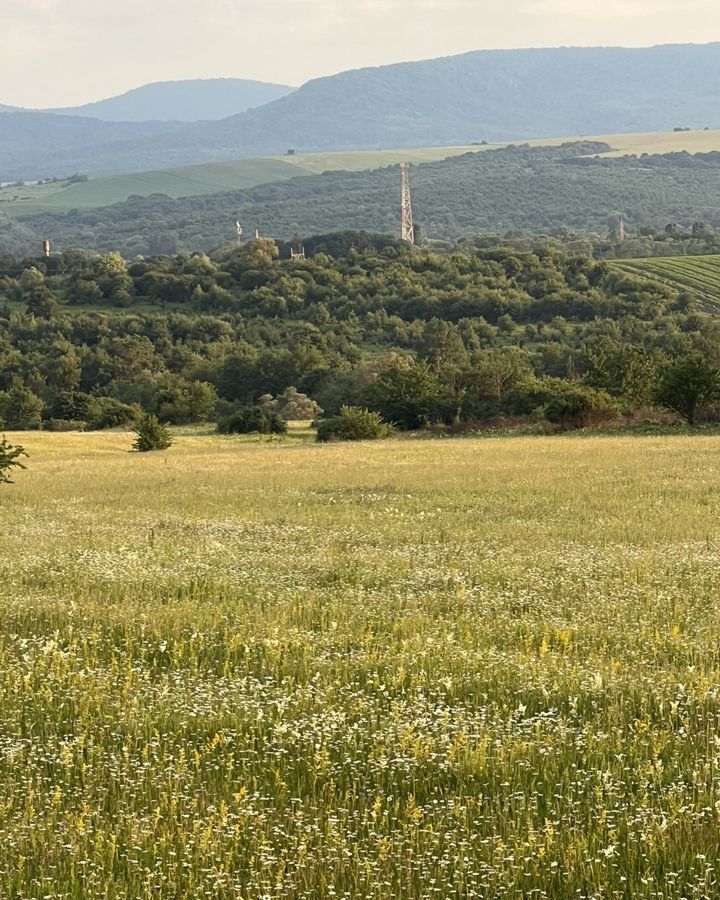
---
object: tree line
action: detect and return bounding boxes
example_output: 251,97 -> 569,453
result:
0,236 -> 719,434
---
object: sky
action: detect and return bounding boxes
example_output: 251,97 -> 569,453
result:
3,0 -> 720,107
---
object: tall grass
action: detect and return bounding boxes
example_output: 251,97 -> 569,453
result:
1,431 -> 720,898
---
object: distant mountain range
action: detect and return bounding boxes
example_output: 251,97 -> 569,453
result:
46,79 -> 295,122
2,44 -> 720,180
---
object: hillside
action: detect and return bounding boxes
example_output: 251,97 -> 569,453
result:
204,43 -> 720,153
612,255 -> 720,311
5,130 -> 720,218
0,112 -> 184,181
0,158 -> 310,216
11,142 -> 720,258
3,43 -> 720,180
0,146 -> 487,217
50,78 -> 296,122
0,238 -> 706,431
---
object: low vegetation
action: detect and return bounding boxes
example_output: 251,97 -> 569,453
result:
316,406 -> 393,442
217,406 -> 287,435
2,430 -> 720,896
0,435 -> 26,482
132,414 -> 173,452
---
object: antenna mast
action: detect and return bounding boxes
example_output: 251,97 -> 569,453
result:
401,162 -> 415,244
617,217 -> 626,242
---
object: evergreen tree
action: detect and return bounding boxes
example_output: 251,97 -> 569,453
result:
132,415 -> 173,452
0,436 -> 27,484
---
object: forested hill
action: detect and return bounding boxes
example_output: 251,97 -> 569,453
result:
3,43 -> 720,179
9,143 -> 720,258
48,79 -> 296,122
0,112 -> 186,182
212,43 -> 720,151
0,239 -> 718,432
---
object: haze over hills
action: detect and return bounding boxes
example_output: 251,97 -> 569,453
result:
47,79 -> 296,122
2,43 -> 720,180
0,112 -> 186,180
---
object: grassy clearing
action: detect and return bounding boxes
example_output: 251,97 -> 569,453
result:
613,255 -> 720,311
2,431 -> 720,897
5,128 -> 720,217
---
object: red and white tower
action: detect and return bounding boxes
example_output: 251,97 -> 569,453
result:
401,162 -> 415,244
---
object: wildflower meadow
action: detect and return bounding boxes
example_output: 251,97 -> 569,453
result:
2,431 -> 720,898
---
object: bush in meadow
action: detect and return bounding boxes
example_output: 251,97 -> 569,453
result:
132,414 -> 173,452
0,436 -> 27,483
316,406 -> 393,442
217,407 -> 287,435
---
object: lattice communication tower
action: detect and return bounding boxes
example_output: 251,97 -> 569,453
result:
401,162 -> 415,244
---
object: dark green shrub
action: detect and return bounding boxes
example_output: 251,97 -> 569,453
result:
0,436 -> 27,484
532,378 -> 617,430
656,353 -> 720,425
132,414 -> 173,452
157,380 -> 218,425
85,398 -> 140,431
217,407 -> 287,435
0,385 -> 44,429
364,360 -> 442,430
44,419 -> 86,432
316,406 -> 393,442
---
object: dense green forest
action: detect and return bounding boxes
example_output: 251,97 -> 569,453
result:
8,144 -> 720,259
1,236 -> 719,433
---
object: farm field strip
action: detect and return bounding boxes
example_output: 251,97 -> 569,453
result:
2,432 -> 720,897
613,254 -> 720,309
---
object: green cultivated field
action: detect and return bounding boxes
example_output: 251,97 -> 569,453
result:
4,128 -> 720,217
613,255 -> 720,311
0,158 -> 308,217
3,431 -> 720,897
0,146 -> 493,217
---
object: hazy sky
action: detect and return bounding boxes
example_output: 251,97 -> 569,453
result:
3,0 -> 720,107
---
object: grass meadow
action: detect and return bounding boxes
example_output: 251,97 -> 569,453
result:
2,430 -> 720,898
